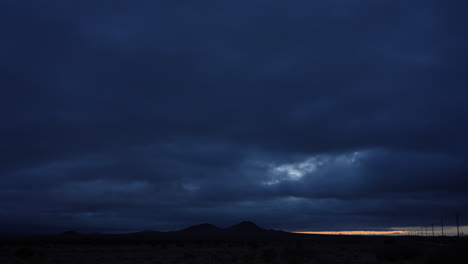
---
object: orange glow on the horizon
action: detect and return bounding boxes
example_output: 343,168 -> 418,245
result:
294,230 -> 409,236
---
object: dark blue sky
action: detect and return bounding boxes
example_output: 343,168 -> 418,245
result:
1,0 -> 468,234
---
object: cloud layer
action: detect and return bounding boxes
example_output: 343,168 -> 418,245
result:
1,0 -> 467,234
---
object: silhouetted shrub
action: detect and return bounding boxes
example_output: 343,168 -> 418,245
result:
295,240 -> 304,248
183,252 -> 197,262
243,251 -> 256,264
376,244 -> 421,262
231,255 -> 239,262
281,247 -> 304,264
248,241 -> 259,250
262,248 -> 278,262
15,247 -> 35,259
281,246 -> 317,260
176,241 -> 184,248
427,246 -> 468,264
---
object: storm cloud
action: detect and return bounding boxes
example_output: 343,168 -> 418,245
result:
1,0 -> 468,234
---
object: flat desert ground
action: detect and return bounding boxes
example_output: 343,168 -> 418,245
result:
1,236 -> 468,264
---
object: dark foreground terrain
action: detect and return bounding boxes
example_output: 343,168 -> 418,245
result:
1,223 -> 467,264
2,236 -> 468,264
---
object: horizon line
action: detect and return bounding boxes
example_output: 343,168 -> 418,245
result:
293,230 -> 409,236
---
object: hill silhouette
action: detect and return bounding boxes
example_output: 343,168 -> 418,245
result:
181,223 -> 220,233
47,221 -> 295,241
227,221 -> 263,232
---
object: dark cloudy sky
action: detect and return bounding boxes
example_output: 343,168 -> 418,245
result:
1,0 -> 468,234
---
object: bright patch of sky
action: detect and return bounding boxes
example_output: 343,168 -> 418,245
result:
263,151 -> 363,186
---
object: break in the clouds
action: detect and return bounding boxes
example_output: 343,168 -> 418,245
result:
1,0 -> 468,234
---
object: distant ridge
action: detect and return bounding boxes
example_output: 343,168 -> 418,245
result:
23,221 -> 302,241
181,223 -> 220,232
227,221 -> 263,232
172,221 -> 289,239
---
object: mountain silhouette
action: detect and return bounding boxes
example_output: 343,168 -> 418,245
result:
181,223 -> 220,232
227,221 -> 263,232
177,223 -> 222,238
173,221 -> 284,239
44,221 -> 297,241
